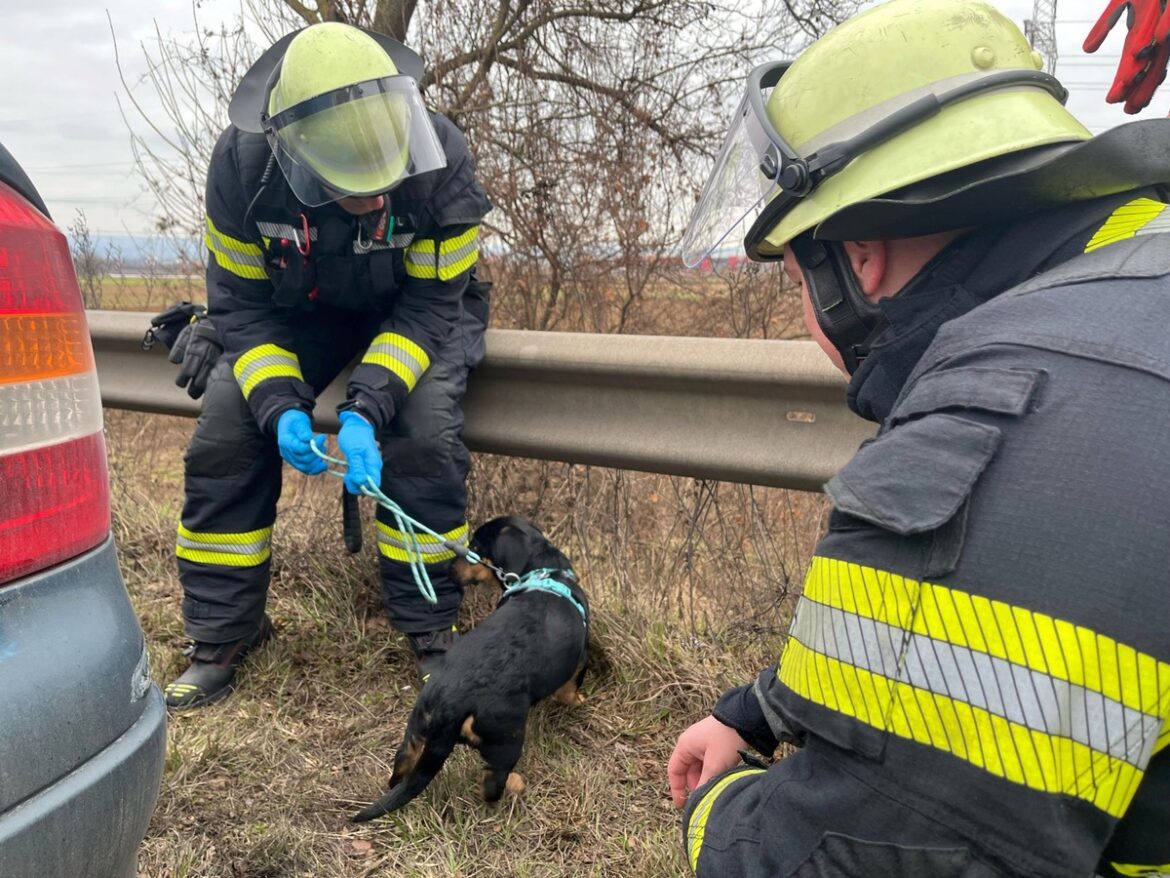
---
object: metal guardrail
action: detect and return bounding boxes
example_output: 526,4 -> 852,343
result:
87,311 -> 874,492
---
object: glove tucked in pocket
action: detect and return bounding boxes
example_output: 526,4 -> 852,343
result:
170,319 -> 224,400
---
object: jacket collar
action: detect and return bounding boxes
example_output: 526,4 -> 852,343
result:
845,191 -> 1153,423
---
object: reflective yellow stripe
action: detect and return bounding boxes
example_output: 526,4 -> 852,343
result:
205,215 -> 267,280
437,226 -> 479,280
1084,198 -> 1170,253
361,332 -> 431,392
376,521 -> 468,564
404,227 -> 480,281
232,344 -> 303,399
685,768 -> 764,871
176,524 -> 272,567
1110,864 -> 1170,877
405,238 -> 439,279
780,638 -> 1146,816
803,557 -> 1168,718
779,556 -> 1170,818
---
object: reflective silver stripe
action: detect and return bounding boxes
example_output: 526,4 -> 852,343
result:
1139,211 -> 1170,236
175,533 -> 270,557
354,239 -> 393,253
255,221 -> 319,241
438,231 -> 479,271
376,531 -> 462,557
234,351 -> 301,391
363,341 -> 427,379
405,240 -> 437,276
789,598 -> 1163,766
354,232 -> 417,253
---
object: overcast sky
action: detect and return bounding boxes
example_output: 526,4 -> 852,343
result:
0,0 -> 1158,235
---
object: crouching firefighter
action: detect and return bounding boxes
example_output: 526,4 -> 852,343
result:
164,21 -> 492,710
670,1 -> 1170,877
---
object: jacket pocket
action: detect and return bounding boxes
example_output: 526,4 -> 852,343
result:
889,367 -> 1042,428
826,413 -> 1001,536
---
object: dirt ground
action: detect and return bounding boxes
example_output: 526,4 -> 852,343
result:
107,411 -> 824,877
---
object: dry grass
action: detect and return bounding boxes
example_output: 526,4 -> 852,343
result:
107,411 -> 825,877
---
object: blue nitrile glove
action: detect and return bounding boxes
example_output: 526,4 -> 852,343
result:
276,410 -> 327,475
337,411 -> 382,495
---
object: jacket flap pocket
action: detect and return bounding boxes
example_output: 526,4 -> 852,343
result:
891,367 -> 1041,426
826,414 -> 1001,535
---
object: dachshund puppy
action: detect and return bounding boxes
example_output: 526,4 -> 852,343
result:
353,516 -> 590,821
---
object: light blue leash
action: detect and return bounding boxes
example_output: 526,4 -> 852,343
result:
309,438 -> 494,605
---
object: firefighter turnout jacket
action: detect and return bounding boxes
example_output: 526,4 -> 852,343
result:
689,193 -> 1170,878
176,111 -> 491,644
205,113 -> 490,435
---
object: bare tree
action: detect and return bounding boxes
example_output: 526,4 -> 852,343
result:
68,211 -> 105,309
116,0 -> 858,330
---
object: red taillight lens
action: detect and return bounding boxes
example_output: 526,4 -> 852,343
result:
0,433 -> 110,584
0,180 -> 109,586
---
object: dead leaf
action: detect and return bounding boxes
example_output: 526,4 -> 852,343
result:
349,839 -> 373,858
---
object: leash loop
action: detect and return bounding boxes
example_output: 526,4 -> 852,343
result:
310,438 -> 448,605
308,439 -> 535,602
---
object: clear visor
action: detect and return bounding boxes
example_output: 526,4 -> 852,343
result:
266,75 -> 446,207
679,93 -> 780,267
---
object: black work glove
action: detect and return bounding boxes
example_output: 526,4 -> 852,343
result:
142,301 -> 206,351
170,319 -> 223,400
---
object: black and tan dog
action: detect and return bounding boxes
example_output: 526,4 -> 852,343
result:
352,516 -> 590,821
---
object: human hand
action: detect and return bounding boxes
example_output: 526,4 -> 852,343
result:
667,715 -> 750,809
1084,0 -> 1170,113
276,409 -> 327,475
337,411 -> 382,495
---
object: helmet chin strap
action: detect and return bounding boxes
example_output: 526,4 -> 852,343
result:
788,232 -> 887,375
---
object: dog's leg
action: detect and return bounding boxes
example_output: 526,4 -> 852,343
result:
478,733 -> 526,803
553,677 -> 586,706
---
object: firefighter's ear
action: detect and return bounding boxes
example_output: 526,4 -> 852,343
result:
842,241 -> 887,299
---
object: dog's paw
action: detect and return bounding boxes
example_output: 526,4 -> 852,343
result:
505,772 -> 526,796
553,680 -> 586,706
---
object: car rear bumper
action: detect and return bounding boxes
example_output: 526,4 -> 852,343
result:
0,687 -> 165,877
0,537 -> 167,877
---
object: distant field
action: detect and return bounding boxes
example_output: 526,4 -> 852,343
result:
92,275 -> 203,313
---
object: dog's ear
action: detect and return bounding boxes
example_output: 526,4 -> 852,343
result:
490,525 -> 537,578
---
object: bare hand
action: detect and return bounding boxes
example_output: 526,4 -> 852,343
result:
667,715 -> 749,809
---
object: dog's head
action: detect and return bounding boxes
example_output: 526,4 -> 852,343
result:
452,515 -> 573,589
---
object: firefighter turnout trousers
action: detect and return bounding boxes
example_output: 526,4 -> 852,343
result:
177,300 -> 487,643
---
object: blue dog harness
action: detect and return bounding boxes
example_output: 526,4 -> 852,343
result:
499,568 -> 588,625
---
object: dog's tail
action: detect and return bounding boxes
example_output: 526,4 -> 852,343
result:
352,701 -> 462,822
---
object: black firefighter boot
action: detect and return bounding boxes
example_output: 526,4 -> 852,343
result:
164,615 -> 273,710
407,625 -> 458,682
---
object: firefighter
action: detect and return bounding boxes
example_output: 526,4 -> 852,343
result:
164,22 -> 492,710
671,1 -> 1170,876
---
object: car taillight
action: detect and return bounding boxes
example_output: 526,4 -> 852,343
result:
0,180 -> 109,585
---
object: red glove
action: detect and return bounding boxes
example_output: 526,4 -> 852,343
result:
1084,0 -> 1170,113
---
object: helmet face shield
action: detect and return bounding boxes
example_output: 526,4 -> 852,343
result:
680,92 -> 781,267
265,75 -> 446,207
680,64 -> 792,268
